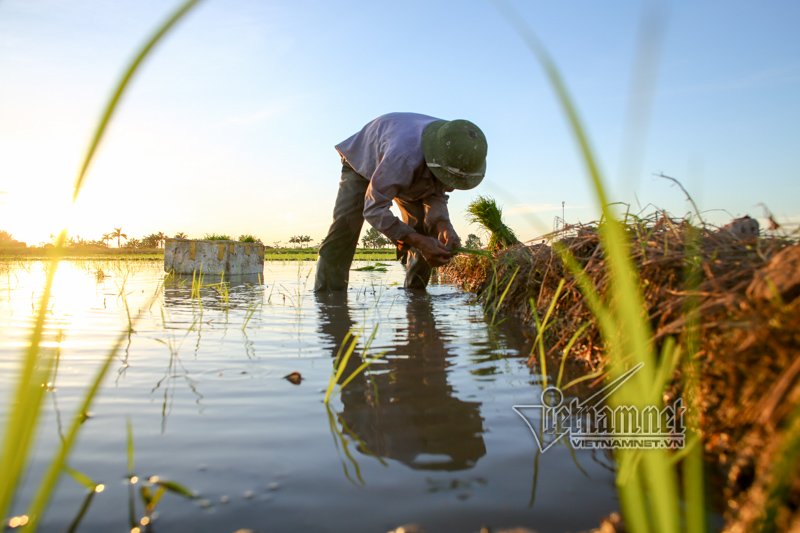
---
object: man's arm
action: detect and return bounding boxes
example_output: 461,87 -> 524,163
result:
399,232 -> 452,267
424,192 -> 461,251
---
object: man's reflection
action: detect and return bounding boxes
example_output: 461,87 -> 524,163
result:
316,291 -> 486,471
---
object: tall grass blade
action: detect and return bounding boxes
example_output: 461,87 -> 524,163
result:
126,418 -> 137,529
0,0 -> 201,525
152,479 -> 195,500
493,1 -> 681,530
64,467 -> 99,492
65,491 -> 97,533
0,231 -> 65,521
681,225 -> 706,533
529,278 -> 566,387
0,0 -> 198,530
26,326 -> 134,528
325,404 -> 365,486
556,321 -> 591,388
126,417 -> 135,475
529,301 -> 547,388
491,265 -> 519,325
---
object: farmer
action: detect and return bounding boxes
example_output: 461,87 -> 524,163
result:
314,112 -> 488,292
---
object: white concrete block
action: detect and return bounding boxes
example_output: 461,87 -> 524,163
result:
164,238 -> 264,275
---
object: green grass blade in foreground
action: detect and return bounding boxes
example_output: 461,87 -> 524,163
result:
0,231 -> 65,522
26,315 -> 144,528
126,417 -> 135,475
72,0 -> 202,201
0,0 -> 202,525
493,1 -> 681,530
681,225 -> 706,533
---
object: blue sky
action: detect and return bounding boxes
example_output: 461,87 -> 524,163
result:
0,0 -> 798,246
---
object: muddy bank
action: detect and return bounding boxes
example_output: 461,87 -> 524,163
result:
441,219 -> 800,532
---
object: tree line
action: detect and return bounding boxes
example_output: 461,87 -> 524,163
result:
2,228 -> 484,251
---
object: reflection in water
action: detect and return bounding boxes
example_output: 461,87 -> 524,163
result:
163,273 -> 264,312
0,261 -> 621,531
317,291 -> 486,473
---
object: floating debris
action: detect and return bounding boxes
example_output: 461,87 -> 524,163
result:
283,371 -> 303,385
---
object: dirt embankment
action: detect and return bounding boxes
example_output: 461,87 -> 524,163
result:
441,219 -> 800,532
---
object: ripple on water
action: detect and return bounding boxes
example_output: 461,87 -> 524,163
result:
1,260 -> 618,532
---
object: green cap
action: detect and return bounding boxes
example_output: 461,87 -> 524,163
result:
422,119 -> 487,190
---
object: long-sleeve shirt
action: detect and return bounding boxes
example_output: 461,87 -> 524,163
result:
335,112 -> 452,242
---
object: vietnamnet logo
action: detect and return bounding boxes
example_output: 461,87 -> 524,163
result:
513,363 -> 685,452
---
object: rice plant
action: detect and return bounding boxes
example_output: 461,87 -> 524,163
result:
125,419 -> 196,531
467,195 -> 520,250
323,324 -> 383,405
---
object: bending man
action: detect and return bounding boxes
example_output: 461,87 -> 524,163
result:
314,112 -> 488,292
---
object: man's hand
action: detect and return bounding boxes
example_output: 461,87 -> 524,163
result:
403,232 -> 452,267
435,220 -> 461,251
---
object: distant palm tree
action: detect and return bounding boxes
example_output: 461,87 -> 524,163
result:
174,232 -> 187,239
101,233 -> 111,247
110,227 -> 127,248
155,231 -> 167,248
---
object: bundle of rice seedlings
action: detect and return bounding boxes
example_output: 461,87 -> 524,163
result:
467,195 -> 520,250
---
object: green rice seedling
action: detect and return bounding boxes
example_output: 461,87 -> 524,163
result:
125,419 -> 196,530
324,404 -> 365,485
324,394 -> 388,486
452,246 -> 494,258
153,307 -> 203,432
467,195 -> 520,250
494,1 -> 693,530
241,299 -> 261,331
528,278 -> 566,388
63,466 -> 105,533
489,265 -> 519,327
0,1 -> 201,526
204,271 -> 230,308
555,321 -> 591,389
126,418 -> 137,529
323,324 -> 383,404
162,269 -> 185,289
190,266 -> 204,301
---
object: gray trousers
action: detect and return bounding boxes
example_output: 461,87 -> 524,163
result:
314,164 -> 434,291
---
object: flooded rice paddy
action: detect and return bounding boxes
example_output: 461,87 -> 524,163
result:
1,260 -> 617,532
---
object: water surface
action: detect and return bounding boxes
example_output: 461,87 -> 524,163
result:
0,260 -> 617,532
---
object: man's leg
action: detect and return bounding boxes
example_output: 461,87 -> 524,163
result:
314,165 -> 368,292
394,198 -> 433,289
